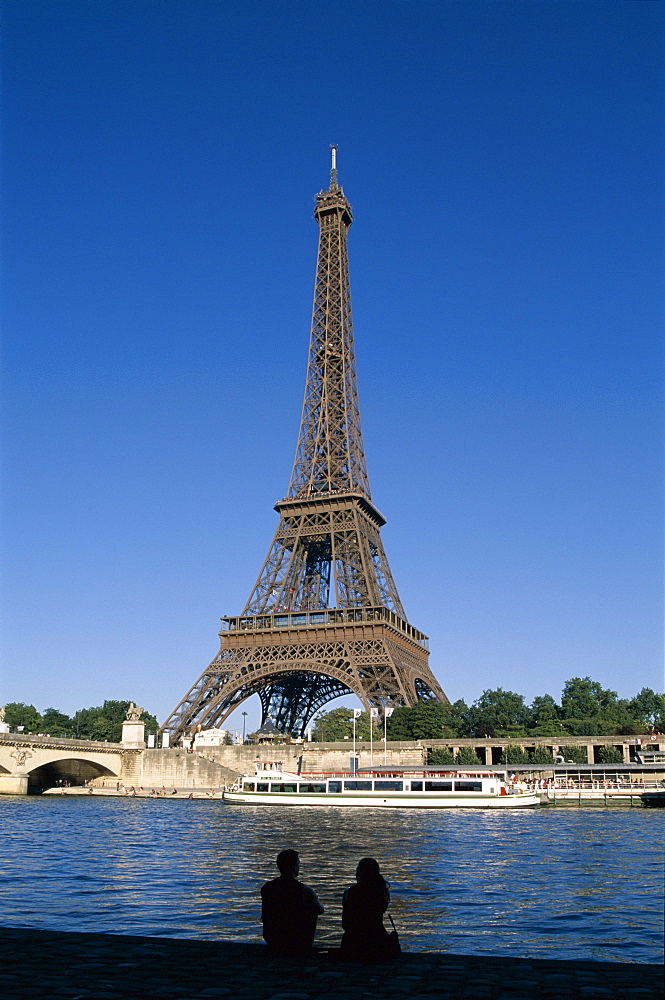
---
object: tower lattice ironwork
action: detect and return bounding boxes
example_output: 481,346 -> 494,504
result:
163,149 -> 447,742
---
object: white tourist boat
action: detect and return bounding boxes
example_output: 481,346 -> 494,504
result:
223,761 -> 541,808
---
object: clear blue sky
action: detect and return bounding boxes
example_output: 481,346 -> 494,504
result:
2,1 -> 662,737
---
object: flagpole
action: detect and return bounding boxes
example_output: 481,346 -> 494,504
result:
370,709 -> 373,767
383,707 -> 394,766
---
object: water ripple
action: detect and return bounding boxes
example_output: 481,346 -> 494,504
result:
0,796 -> 662,962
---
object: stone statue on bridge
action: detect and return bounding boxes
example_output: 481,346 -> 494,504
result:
0,706 -> 5,723
125,703 -> 144,722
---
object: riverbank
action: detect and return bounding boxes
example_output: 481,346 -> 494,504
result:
42,785 -> 226,798
0,927 -> 661,1000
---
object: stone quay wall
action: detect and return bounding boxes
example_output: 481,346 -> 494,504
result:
110,748 -> 240,790
2,730 -> 660,794
116,734 -> 662,790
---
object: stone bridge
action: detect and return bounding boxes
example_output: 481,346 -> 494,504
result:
0,733 -> 133,794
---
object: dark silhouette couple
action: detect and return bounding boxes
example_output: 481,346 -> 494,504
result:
261,850 -> 400,962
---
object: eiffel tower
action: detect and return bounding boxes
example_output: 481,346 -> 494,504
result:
163,149 -> 448,743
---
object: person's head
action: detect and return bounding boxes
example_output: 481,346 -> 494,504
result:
276,849 -> 300,876
355,857 -> 381,883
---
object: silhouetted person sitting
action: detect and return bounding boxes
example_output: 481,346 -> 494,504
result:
261,849 -> 324,955
339,857 -> 397,963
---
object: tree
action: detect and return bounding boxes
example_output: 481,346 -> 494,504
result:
427,747 -> 456,765
597,745 -> 624,764
500,745 -> 527,765
311,707 -> 354,742
529,720 -> 566,737
450,700 -> 470,736
386,702 -> 457,741
627,688 -> 665,731
41,708 -> 73,737
561,719 -> 600,737
456,746 -> 481,765
528,746 -> 555,764
468,688 -> 530,736
3,702 -> 43,732
74,701 -> 158,743
560,677 -> 618,720
530,694 -> 559,725
311,707 -> 379,742
559,745 -> 588,764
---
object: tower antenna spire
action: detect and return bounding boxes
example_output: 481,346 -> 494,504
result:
330,144 -> 338,188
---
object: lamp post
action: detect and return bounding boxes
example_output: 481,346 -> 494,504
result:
242,712 -> 248,743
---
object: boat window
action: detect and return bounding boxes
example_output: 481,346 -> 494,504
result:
298,783 -> 327,793
281,783 -> 297,792
454,781 -> 483,792
410,781 -> 423,791
242,782 -> 255,792
328,781 -> 342,793
374,781 -> 403,791
343,781 -> 373,790
270,784 -> 284,792
425,781 -> 453,791
256,783 -> 269,792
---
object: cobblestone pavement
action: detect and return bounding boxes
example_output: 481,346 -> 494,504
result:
0,928 -> 661,1000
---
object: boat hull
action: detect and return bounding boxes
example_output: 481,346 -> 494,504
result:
223,790 -> 541,808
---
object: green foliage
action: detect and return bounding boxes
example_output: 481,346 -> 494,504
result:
528,746 -> 555,764
456,745 -> 482,765
627,688 -> 665,730
560,719 -> 600,737
311,707 -> 379,742
387,702 -> 459,740
561,677 -> 618,720
559,745 -> 589,764
3,702 -> 43,732
596,745 -> 624,764
3,700 -> 158,742
41,708 -> 74,736
311,707 -> 353,741
450,700 -> 470,735
500,744 -> 528,765
468,688 -> 530,736
529,721 -> 566,737
530,694 -> 559,724
307,676 -> 663,751
427,747 -> 456,765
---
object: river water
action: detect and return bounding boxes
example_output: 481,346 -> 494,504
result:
0,796 -> 662,964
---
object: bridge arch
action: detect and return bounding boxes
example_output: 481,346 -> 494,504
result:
28,756 -> 118,793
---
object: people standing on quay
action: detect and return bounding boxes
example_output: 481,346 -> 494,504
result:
339,857 -> 398,963
261,850 -> 324,955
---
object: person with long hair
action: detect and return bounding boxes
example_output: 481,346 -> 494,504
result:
339,857 -> 398,962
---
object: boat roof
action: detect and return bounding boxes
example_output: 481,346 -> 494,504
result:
356,765 -> 504,774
